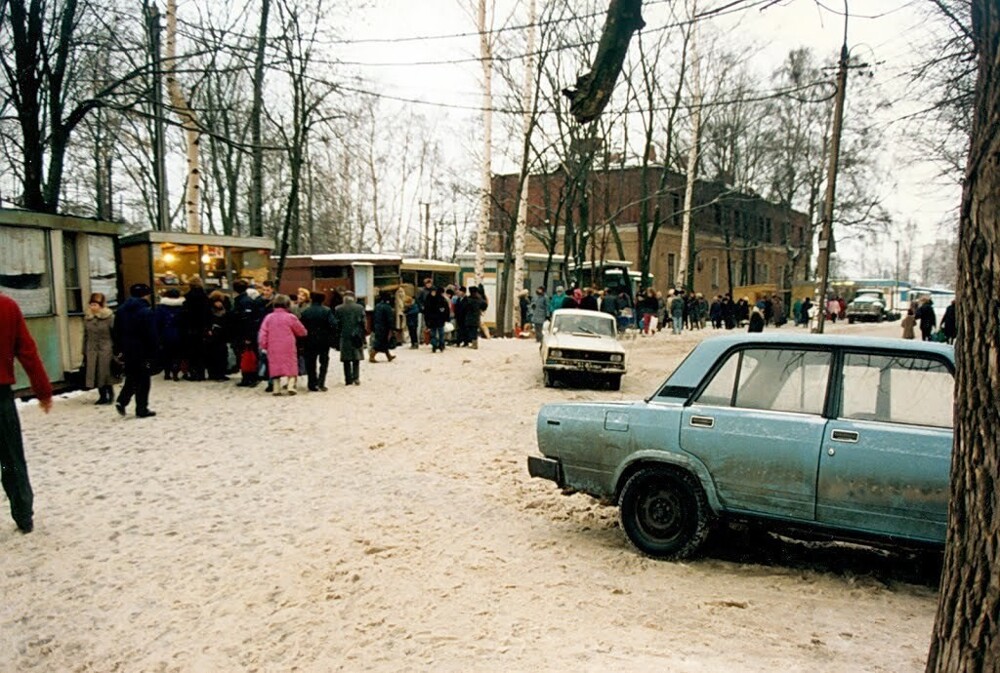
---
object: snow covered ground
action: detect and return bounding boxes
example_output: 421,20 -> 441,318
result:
2,319 -> 938,672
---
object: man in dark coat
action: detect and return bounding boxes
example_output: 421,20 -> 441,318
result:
461,285 -> 488,349
423,287 -> 451,352
114,284 -> 159,418
300,291 -> 337,391
334,291 -> 366,385
580,288 -> 599,311
0,292 -> 53,533
369,292 -> 396,363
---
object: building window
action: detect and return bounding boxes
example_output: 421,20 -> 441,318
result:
764,218 -> 773,243
781,222 -> 790,246
762,264 -> 770,283
667,253 -> 676,287
0,226 -> 52,316
672,193 -> 682,227
710,257 -> 719,288
64,232 -> 82,314
88,235 -> 118,306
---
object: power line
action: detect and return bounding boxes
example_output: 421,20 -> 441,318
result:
329,78 -> 835,116
293,0 -> 776,70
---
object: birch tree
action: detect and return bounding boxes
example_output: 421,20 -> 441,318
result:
165,0 -> 203,233
675,0 -> 700,289
509,0 -> 537,331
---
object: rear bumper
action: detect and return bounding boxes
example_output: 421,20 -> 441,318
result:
527,455 -> 563,486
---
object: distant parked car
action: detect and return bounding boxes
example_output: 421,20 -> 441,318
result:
847,290 -> 887,323
528,333 -> 954,560
541,309 -> 626,390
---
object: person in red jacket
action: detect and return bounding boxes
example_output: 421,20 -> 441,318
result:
0,292 -> 53,534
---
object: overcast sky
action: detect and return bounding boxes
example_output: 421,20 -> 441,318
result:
343,0 -> 959,276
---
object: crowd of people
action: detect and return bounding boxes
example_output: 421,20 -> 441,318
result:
901,296 -> 957,343
78,277 -> 493,413
521,284 -> 798,338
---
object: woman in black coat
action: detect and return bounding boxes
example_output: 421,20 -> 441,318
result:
915,299 -> 937,341
369,292 -> 396,362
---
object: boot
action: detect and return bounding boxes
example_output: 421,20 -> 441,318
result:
368,350 -> 377,363
387,351 -> 395,362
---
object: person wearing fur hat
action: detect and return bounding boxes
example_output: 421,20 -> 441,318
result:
83,292 -> 116,405
114,284 -> 159,418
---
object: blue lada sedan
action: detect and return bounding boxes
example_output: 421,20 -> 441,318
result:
528,334 -> 955,560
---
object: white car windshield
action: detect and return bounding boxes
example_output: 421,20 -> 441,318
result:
552,314 -> 616,337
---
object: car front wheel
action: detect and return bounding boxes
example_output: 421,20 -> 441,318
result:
619,468 -> 711,560
607,374 -> 622,391
543,370 -> 556,388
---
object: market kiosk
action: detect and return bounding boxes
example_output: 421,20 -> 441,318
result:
117,231 -> 274,299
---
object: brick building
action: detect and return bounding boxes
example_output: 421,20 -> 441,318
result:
491,166 -> 811,296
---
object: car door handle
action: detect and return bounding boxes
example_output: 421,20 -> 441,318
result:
831,429 -> 859,443
690,415 -> 715,428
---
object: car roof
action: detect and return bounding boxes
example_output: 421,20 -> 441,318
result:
664,332 -> 954,389
552,309 -> 614,319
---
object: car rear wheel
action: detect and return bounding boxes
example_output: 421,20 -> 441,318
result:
619,468 -> 711,560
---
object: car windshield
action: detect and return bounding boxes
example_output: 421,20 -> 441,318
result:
854,293 -> 882,302
553,313 -> 615,337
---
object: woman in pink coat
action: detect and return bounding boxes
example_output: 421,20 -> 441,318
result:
258,294 -> 307,395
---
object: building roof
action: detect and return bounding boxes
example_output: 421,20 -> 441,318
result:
284,253 -> 402,264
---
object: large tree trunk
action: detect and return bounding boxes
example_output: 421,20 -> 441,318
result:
165,0 -> 202,233
563,0 -> 644,124
925,2 -> 1000,671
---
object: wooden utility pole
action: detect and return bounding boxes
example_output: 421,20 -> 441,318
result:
814,39 -> 849,333
474,0 -> 493,286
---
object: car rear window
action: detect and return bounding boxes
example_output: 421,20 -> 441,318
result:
840,353 -> 953,428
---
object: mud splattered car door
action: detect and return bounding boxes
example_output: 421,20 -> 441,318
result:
679,347 -> 833,520
816,351 -> 952,543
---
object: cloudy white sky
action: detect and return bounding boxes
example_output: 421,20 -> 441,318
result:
343,0 -> 958,275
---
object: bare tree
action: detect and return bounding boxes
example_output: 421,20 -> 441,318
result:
0,0 -> 148,213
